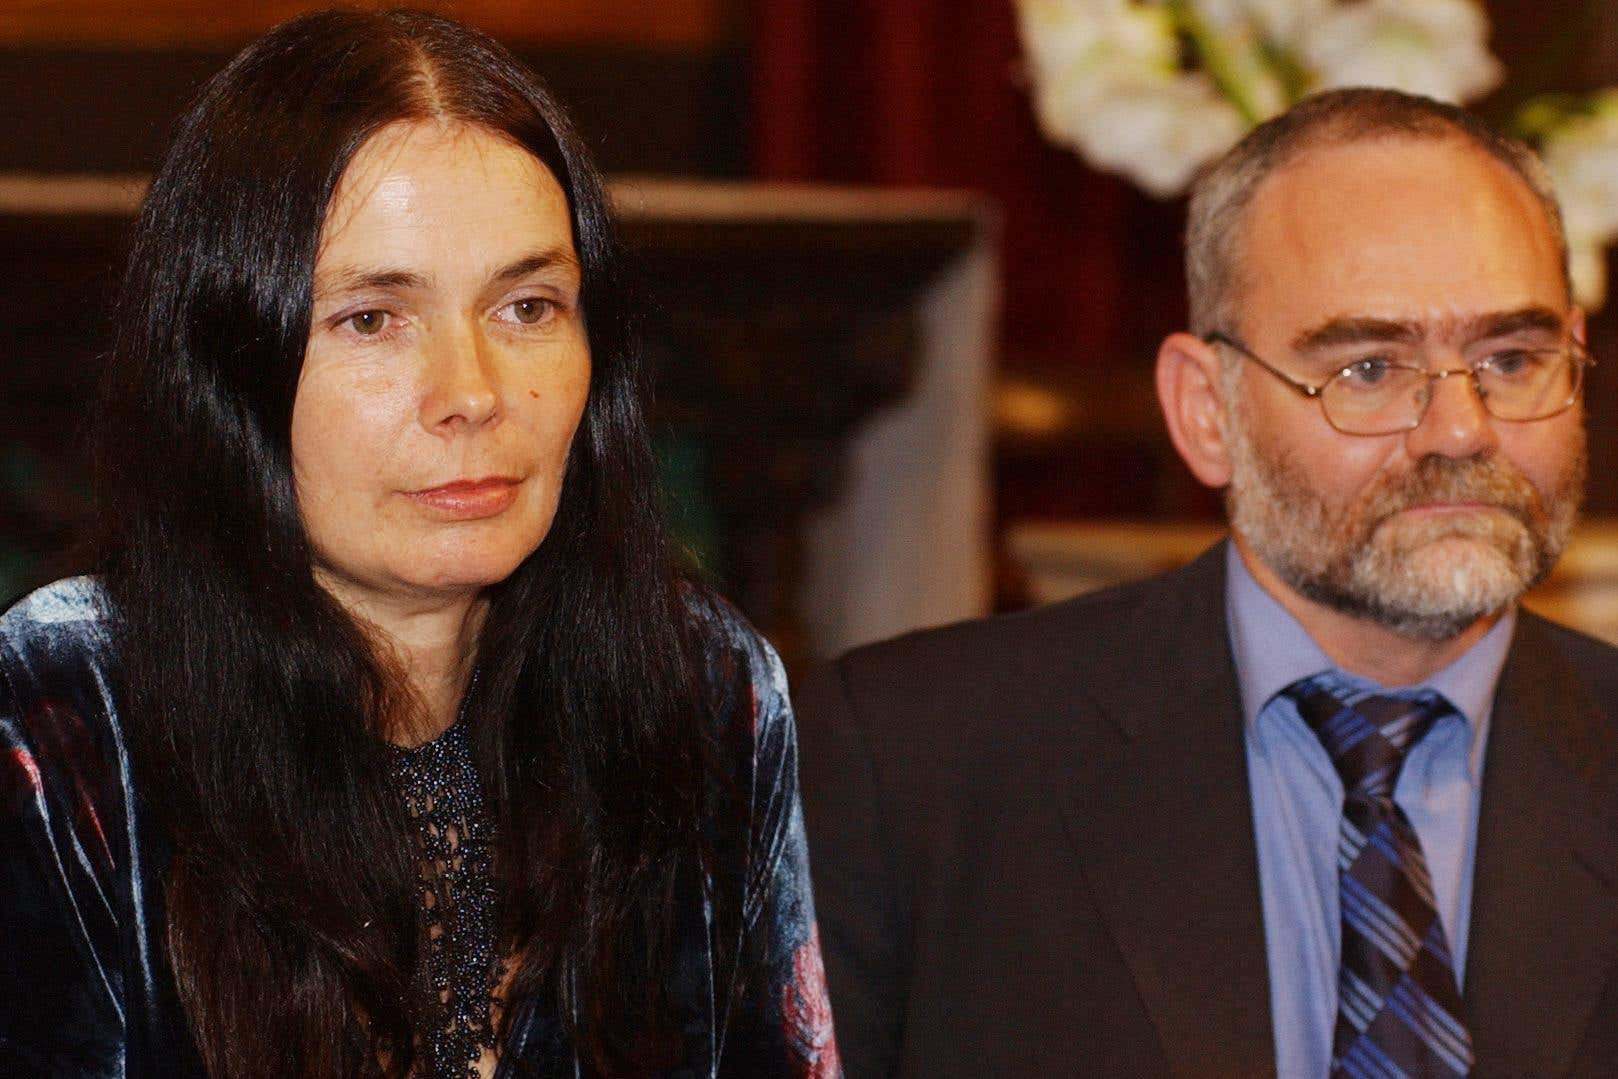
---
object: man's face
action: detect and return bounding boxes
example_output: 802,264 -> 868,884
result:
1224,136 -> 1587,640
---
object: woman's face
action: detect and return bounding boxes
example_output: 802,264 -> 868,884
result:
292,120 -> 591,608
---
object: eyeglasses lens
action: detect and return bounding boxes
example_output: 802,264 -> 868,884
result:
1320,351 -> 1583,435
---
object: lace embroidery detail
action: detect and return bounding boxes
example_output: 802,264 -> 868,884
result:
387,717 -> 500,1078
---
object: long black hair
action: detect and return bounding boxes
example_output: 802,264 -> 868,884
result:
96,9 -> 706,1074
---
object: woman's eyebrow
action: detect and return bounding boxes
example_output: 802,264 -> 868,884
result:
489,248 -> 581,287
312,267 -> 426,300
312,249 -> 580,300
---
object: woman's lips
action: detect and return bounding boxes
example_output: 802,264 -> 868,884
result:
405,477 -> 520,519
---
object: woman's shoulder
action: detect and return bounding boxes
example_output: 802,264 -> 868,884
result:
0,577 -> 124,786
682,583 -> 783,666
680,583 -> 791,734
0,576 -> 117,690
1,577 -> 129,885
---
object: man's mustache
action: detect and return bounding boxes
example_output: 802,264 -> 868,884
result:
1360,455 -> 1540,532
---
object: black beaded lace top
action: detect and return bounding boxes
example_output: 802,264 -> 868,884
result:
386,715 -> 502,1078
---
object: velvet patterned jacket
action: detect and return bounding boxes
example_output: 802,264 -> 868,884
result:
0,577 -> 840,1078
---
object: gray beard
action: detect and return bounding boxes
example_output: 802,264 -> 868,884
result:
1224,407 -> 1584,641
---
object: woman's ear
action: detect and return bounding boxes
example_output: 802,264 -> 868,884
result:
1156,332 -> 1235,489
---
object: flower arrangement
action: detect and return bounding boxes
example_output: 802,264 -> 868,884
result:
1016,0 -> 1618,308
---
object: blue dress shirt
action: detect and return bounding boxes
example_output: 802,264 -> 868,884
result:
1225,544 -> 1511,1078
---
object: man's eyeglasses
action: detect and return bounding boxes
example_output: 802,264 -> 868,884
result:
1204,331 -> 1595,437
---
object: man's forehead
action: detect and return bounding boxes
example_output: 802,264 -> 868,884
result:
1232,135 -> 1566,338
1248,135 -> 1548,240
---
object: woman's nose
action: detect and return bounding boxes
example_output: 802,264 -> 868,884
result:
421,324 -> 500,432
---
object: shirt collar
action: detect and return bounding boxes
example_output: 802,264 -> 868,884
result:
1224,540 -> 1515,732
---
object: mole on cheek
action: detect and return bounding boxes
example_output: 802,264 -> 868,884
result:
529,390 -> 539,399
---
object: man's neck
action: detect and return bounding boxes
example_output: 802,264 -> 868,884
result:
1233,536 -> 1501,687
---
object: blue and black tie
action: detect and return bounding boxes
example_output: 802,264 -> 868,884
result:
1285,674 -> 1475,1079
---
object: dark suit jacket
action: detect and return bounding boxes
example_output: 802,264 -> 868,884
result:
798,542 -> 1618,1078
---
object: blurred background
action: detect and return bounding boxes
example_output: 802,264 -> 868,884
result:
4,0 -> 1618,671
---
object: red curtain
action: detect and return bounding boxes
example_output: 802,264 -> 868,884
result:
747,0 -> 1197,523
750,0 -> 1150,370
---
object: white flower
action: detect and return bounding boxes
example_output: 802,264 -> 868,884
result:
1213,30 -> 1290,121
1039,69 -> 1249,196
1541,95 -> 1618,242
1303,0 -> 1503,105
1567,241 -> 1608,312
1017,0 -> 1174,166
1181,0 -> 1293,122
1015,0 -> 1510,201
1192,0 -> 1332,49
1017,0 -> 1248,196
1016,0 -> 1176,84
1539,93 -> 1618,309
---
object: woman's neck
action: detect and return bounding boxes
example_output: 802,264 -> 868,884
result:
314,569 -> 488,746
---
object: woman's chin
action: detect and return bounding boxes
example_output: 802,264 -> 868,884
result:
369,545 -> 536,598
416,559 -> 529,594
401,524 -> 554,591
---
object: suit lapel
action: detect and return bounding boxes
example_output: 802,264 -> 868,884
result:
1061,543 -> 1276,1078
1465,613 -> 1618,1077
1052,550 -> 1618,1076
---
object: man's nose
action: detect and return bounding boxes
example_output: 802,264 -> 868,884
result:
1403,366 -> 1498,460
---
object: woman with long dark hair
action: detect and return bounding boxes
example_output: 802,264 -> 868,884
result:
0,9 -> 837,1077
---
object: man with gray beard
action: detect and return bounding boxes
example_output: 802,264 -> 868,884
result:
799,88 -> 1618,1078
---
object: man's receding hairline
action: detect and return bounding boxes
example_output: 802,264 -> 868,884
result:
1212,129 -> 1568,337
1187,88 -> 1572,339
1252,127 -> 1554,208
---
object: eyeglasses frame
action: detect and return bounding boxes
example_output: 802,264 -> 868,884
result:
1202,330 -> 1595,436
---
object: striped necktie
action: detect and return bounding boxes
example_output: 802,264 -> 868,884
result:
1285,674 -> 1474,1079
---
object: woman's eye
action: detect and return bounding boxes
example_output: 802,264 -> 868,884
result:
505,298 -> 553,325
345,310 -> 389,336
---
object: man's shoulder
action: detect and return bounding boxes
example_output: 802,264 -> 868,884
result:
809,548 -> 1227,768
1515,606 -> 1618,695
1521,606 -> 1618,653
832,549 -> 1221,698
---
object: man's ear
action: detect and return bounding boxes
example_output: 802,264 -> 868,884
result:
1571,304 -> 1588,347
1156,332 -> 1235,489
